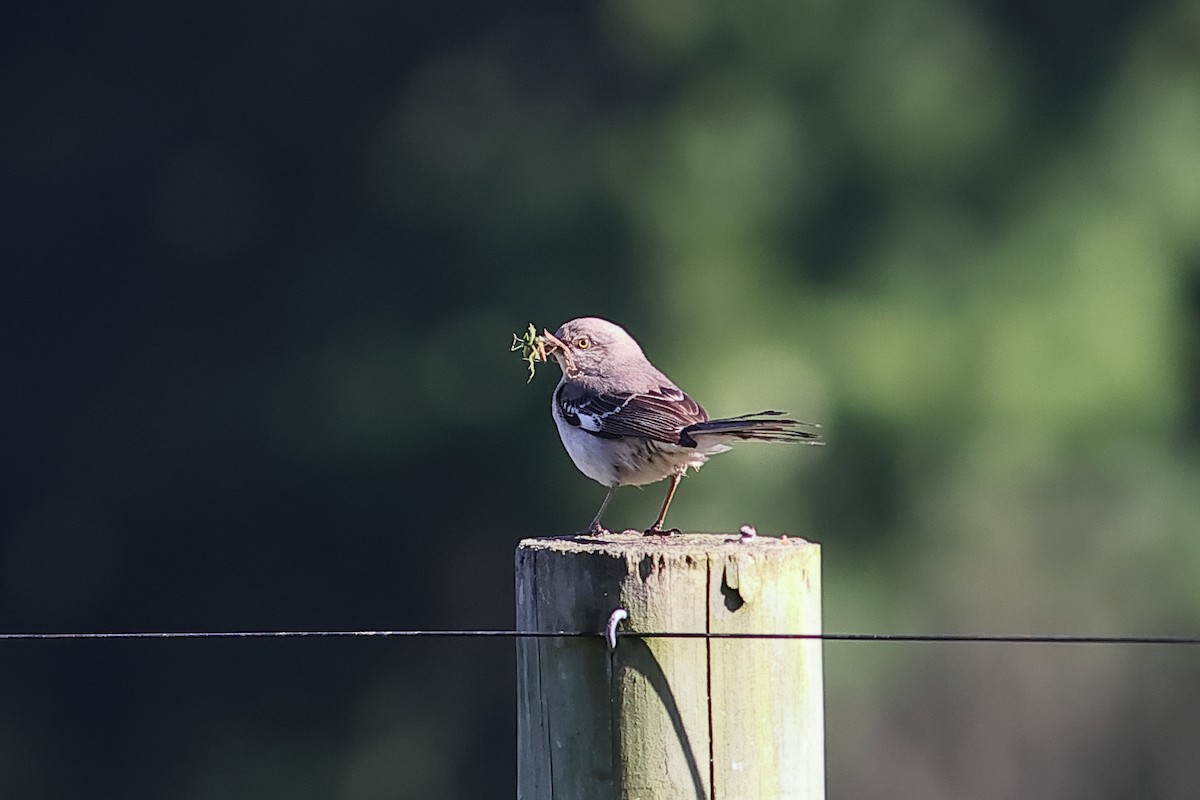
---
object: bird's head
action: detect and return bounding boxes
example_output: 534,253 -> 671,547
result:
542,317 -> 644,379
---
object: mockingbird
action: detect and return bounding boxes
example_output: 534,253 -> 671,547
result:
541,317 -> 823,535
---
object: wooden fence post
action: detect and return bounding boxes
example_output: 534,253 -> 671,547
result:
516,532 -> 824,799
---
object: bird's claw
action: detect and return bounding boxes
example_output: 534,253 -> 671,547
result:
643,526 -> 680,537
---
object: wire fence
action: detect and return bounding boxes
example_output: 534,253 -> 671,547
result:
2,629 -> 1199,645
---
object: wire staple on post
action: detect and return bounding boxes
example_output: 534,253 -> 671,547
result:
605,608 -> 628,651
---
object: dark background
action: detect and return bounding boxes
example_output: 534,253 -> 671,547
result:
4,1 -> 1200,797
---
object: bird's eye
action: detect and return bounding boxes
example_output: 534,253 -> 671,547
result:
575,337 -> 590,349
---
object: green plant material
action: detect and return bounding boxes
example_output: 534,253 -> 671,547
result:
511,323 -> 548,383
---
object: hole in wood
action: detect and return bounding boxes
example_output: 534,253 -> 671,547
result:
638,555 -> 654,582
720,572 -> 745,612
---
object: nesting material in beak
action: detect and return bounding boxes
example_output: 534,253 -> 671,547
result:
511,323 -> 548,382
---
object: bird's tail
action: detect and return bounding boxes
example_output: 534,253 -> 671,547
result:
680,410 -> 824,447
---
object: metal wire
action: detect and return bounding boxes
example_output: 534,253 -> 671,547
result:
0,629 -> 1197,645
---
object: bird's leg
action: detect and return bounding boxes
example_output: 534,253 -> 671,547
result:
645,473 -> 683,536
587,487 -> 615,534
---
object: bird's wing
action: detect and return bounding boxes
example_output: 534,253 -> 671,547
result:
556,382 -> 709,445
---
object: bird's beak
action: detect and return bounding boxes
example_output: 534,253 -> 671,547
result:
541,329 -> 576,374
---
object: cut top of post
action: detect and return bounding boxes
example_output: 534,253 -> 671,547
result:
518,530 -> 817,557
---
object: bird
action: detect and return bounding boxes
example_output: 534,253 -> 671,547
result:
540,317 -> 823,535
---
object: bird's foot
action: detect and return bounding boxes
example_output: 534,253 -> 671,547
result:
643,526 -> 680,537
588,522 -> 613,535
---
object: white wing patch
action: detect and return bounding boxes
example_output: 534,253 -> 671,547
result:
574,394 -> 633,433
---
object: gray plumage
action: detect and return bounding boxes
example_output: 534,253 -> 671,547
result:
541,317 -> 823,534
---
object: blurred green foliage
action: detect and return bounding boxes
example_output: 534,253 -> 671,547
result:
3,0 -> 1200,797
